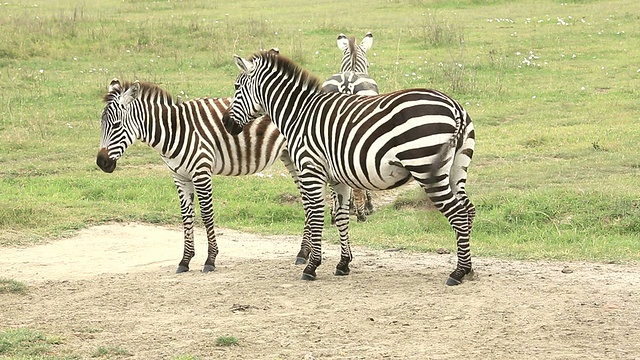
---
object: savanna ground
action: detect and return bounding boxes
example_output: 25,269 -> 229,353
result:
2,222 -> 639,359
2,0 -> 640,358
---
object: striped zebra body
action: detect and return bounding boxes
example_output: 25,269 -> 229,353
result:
96,79 -> 300,273
322,32 -> 378,223
223,52 -> 476,285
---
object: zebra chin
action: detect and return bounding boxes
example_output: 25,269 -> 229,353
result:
221,111 -> 244,136
96,149 -> 117,173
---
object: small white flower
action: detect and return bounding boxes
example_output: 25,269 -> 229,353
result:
572,54 -> 577,59
39,69 -> 44,74
315,51 -> 319,55
255,173 -> 265,178
274,31 -> 278,35
581,86 -> 585,91
66,123 -> 73,128
532,96 -> 537,99
516,52 -> 522,55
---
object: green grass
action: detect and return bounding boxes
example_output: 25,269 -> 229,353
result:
0,328 -> 72,359
0,0 -> 639,264
92,346 -> 131,358
0,279 -> 27,294
214,335 -> 239,347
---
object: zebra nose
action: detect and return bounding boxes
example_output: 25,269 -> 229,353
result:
96,148 -> 117,173
222,110 -> 244,136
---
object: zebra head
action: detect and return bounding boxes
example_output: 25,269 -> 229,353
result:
96,78 -> 141,173
337,32 -> 373,74
222,53 -> 269,136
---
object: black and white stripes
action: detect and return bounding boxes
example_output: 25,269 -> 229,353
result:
96,79 -> 297,273
223,51 -> 476,285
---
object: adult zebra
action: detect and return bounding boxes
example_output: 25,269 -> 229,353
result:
322,32 -> 378,222
96,79 -> 301,273
223,51 -> 476,285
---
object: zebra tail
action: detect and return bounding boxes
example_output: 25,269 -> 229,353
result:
427,105 -> 465,185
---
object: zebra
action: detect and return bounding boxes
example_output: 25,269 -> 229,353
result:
222,51 -> 476,286
96,79 -> 303,273
322,32 -> 378,222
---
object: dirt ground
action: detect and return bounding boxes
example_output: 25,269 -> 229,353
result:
1,223 -> 639,360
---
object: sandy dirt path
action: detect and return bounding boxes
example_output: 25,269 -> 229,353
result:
1,223 -> 639,359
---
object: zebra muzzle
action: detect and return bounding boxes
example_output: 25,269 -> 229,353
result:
96,148 -> 117,173
221,110 -> 244,136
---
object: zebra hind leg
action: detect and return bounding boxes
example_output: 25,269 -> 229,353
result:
332,183 -> 353,276
352,189 -> 367,222
420,176 -> 473,286
364,190 -> 374,215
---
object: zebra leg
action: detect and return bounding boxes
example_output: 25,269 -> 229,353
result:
331,183 -> 353,276
364,190 -> 374,215
279,150 -> 312,265
420,175 -> 473,286
298,177 -> 328,281
352,188 -> 367,222
173,175 -> 196,273
194,173 -> 218,273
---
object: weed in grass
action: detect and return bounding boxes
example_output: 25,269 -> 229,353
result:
0,278 -> 27,294
215,335 -> 239,347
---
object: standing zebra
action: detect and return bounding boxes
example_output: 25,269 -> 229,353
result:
96,79 -> 301,273
322,32 -> 378,222
223,51 -> 476,285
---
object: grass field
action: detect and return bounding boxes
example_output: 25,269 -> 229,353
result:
1,0 -> 639,264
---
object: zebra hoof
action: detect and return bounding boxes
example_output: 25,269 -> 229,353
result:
334,267 -> 350,276
300,272 -> 316,281
202,265 -> 216,273
446,277 -> 462,286
176,266 -> 189,274
295,257 -> 307,265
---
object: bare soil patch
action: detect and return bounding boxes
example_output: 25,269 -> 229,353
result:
1,223 -> 639,359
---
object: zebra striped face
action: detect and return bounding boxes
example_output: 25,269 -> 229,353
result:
97,79 -> 140,173
222,55 -> 266,136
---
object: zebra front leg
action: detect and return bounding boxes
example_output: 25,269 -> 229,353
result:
331,183 -> 353,276
298,178 -> 328,281
173,176 -> 196,273
195,174 -> 218,273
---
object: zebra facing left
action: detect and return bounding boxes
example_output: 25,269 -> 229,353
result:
223,51 -> 476,285
96,79 -> 301,273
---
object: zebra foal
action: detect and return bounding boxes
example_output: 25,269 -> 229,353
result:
223,51 -> 476,285
96,79 -> 300,273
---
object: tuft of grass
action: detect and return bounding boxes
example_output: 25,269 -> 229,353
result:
0,278 -> 27,294
214,335 -> 239,347
92,345 -> 131,358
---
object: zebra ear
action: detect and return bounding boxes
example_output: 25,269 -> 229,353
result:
108,78 -> 121,93
336,33 -> 349,51
268,47 -> 279,55
119,81 -> 141,106
360,32 -> 373,52
234,55 -> 255,74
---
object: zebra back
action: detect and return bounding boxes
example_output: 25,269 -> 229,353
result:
99,80 -> 287,177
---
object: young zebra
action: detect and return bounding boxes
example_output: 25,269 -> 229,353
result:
322,32 -> 378,222
223,51 -> 476,285
96,79 -> 302,273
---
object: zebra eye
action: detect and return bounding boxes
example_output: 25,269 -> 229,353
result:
112,120 -> 122,129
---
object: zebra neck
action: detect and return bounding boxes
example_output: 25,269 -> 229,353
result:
139,102 -> 185,155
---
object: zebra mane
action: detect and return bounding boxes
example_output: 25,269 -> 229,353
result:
347,36 -> 358,71
103,81 -> 178,105
251,51 -> 322,92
